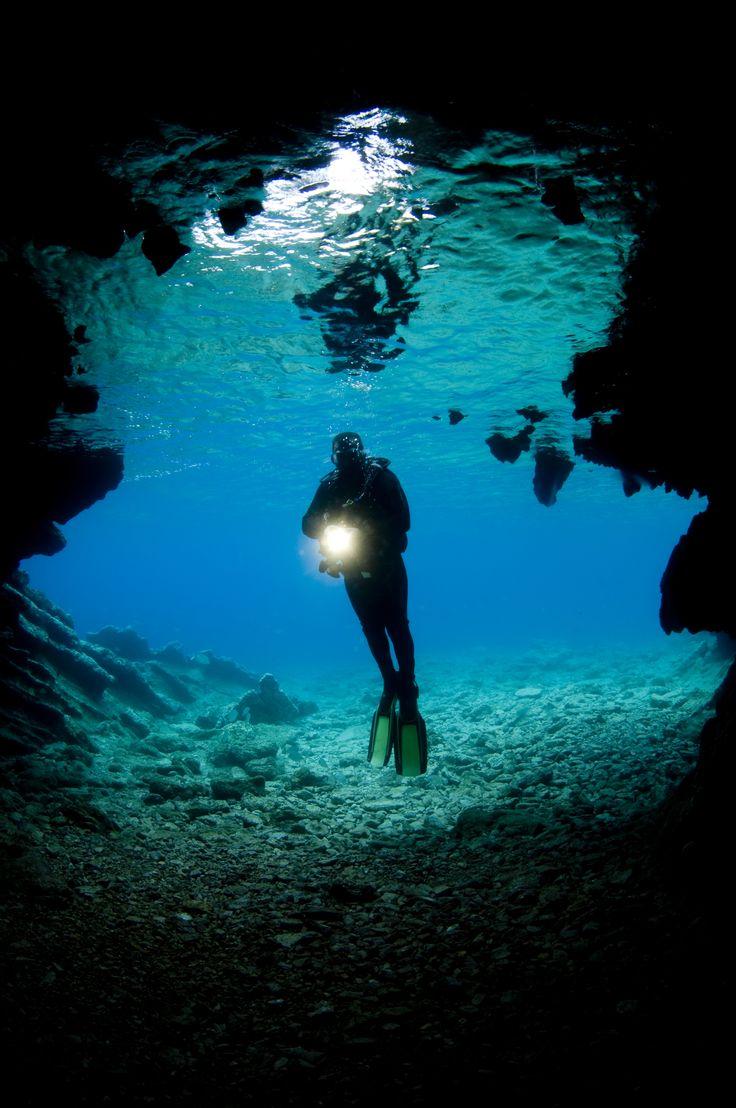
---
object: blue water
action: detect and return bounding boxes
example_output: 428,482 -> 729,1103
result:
24,110 -> 704,680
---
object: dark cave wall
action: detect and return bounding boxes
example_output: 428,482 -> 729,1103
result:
1,259 -> 124,580
561,131 -> 731,641
0,109 -> 190,581
560,126 -> 733,867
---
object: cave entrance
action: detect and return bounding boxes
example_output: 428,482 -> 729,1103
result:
10,105 -> 723,822
3,96 -> 731,1105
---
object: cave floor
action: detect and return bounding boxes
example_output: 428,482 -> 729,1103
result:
0,804 -> 728,1106
1,637 -> 732,1104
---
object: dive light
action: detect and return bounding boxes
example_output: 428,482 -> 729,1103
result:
322,523 -> 359,557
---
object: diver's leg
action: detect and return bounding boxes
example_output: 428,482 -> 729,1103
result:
344,577 -> 397,690
384,557 -> 415,678
384,557 -> 418,714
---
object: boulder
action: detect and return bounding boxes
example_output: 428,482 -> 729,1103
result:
237,673 -> 300,724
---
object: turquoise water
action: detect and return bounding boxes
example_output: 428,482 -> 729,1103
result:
24,109 -> 703,679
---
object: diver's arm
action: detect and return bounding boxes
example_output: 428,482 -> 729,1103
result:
302,481 -> 332,538
391,473 -> 411,534
382,470 -> 410,534
373,470 -> 410,549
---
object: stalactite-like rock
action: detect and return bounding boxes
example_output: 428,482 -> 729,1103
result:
532,446 -> 575,506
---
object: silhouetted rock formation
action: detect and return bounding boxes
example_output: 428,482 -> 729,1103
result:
533,446 -> 575,506
218,197 -> 263,236
541,175 -> 585,224
621,471 -> 643,497
516,405 -> 547,423
141,225 -> 190,275
659,506 -> 736,635
486,424 -> 535,463
1,261 -> 123,581
60,380 -> 99,414
562,135 -> 725,515
218,204 -> 249,235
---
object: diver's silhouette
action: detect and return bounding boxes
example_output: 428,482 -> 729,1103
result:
294,257 -> 419,375
301,432 -> 423,740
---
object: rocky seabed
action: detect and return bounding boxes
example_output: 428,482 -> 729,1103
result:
0,573 -> 730,1104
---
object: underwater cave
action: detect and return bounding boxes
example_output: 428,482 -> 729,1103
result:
1,58 -> 732,1105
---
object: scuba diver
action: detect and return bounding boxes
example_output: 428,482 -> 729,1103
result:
302,432 -> 427,776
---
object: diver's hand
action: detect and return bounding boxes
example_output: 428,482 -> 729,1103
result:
318,513 -> 331,554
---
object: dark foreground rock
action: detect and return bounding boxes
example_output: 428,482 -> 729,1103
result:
0,803 -> 728,1106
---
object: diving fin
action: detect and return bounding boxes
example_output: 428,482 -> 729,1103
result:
394,711 -> 428,777
367,694 -> 397,767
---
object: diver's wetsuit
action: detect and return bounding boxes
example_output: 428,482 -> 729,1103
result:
301,457 -> 415,691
